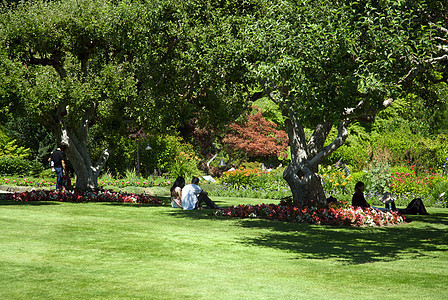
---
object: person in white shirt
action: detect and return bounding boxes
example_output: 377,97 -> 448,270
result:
181,177 -> 220,210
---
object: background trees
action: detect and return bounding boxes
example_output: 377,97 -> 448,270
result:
0,0 -> 257,189
0,0 -> 447,203
0,0 -> 142,189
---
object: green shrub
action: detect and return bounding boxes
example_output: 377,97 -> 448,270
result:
28,160 -> 44,176
0,156 -> 43,176
220,168 -> 260,187
429,178 -> 448,208
362,161 -> 392,195
168,150 -> 201,179
324,123 -> 371,172
219,167 -> 289,191
0,130 -> 31,159
319,165 -> 353,196
39,168 -> 54,178
391,165 -> 414,174
139,135 -> 201,178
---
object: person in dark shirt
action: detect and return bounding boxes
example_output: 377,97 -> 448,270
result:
50,144 -> 67,191
352,181 -> 370,208
380,193 -> 429,215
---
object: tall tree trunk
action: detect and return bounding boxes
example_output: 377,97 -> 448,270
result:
60,128 -> 109,191
54,102 -> 108,191
283,159 -> 326,206
283,108 -> 349,206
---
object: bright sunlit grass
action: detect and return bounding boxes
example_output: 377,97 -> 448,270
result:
0,196 -> 447,299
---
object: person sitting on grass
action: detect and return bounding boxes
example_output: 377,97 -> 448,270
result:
351,181 -> 370,208
181,176 -> 220,210
380,192 -> 429,215
170,176 -> 185,208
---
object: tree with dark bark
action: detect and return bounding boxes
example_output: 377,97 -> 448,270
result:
0,0 -> 258,189
0,0 -> 141,190
247,0 -> 448,205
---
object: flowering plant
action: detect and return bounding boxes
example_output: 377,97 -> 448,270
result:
1,177 -> 55,187
319,164 -> 353,196
215,201 -> 405,227
220,168 -> 261,187
1,189 -> 163,205
97,178 -> 172,189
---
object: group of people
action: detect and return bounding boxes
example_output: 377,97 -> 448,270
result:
171,178 -> 429,214
351,181 -> 429,215
47,142 -> 430,216
170,176 -> 220,210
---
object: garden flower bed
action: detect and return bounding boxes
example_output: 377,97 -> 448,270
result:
1,189 -> 163,205
215,202 -> 406,227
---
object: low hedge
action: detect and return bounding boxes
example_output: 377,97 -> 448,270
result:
0,156 -> 43,176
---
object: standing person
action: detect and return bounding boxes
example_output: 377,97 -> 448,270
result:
170,176 -> 185,208
181,176 -> 220,210
351,181 -> 370,208
50,144 -> 67,191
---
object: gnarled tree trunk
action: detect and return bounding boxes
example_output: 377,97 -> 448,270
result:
283,110 -> 350,206
63,129 -> 108,191
53,103 -> 109,191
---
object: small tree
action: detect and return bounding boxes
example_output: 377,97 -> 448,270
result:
223,108 -> 288,164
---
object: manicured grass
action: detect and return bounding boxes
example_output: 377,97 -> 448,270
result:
0,195 -> 447,299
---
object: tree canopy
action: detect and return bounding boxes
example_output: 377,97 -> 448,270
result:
243,0 -> 448,204
0,0 -> 258,189
1,0 -> 447,201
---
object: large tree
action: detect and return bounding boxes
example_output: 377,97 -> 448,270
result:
246,0 -> 448,205
0,0 -> 260,189
0,0 -> 140,190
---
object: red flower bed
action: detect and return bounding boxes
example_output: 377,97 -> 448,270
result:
1,189 -> 162,205
215,202 -> 406,227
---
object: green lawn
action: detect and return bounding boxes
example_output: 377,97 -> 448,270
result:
0,195 -> 447,299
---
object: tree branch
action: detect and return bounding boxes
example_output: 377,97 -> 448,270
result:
308,119 -> 351,167
93,149 -> 109,177
307,120 -> 332,156
78,102 -> 97,144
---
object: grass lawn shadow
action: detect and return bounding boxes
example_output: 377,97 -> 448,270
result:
0,199 -> 61,206
177,207 -> 448,265
237,214 -> 447,264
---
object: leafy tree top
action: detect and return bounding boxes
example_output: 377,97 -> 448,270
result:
223,108 -> 288,159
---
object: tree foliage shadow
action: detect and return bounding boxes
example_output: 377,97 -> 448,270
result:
238,216 -> 447,265
173,208 -> 448,265
0,199 -> 61,206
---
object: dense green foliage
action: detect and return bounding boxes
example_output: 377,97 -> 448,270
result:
0,156 -> 43,176
0,129 -> 30,159
0,0 -> 447,199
